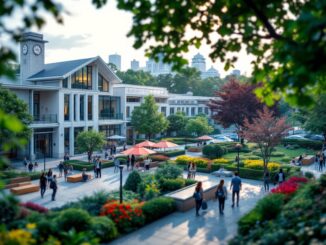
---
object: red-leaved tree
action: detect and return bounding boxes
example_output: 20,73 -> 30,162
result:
243,107 -> 290,171
208,78 -> 269,139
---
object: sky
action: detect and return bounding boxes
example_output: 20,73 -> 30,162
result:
22,1 -> 252,77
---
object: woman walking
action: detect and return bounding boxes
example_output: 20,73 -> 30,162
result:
39,172 -> 47,198
47,168 -> 53,187
193,181 -> 204,216
216,179 -> 227,215
263,170 -> 270,191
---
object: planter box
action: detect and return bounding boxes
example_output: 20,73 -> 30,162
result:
165,181 -> 218,212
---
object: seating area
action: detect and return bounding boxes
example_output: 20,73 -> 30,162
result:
11,184 -> 39,195
67,173 -> 92,183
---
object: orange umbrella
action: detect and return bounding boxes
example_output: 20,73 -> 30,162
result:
135,140 -> 156,148
121,146 -> 156,156
197,135 -> 213,140
153,140 -> 179,148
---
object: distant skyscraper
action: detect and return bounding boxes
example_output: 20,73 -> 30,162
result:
191,53 -> 206,73
202,66 -> 220,79
231,69 -> 241,76
130,59 -> 140,71
108,54 -> 121,70
145,53 -> 172,76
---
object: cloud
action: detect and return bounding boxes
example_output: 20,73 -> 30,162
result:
45,34 -> 91,50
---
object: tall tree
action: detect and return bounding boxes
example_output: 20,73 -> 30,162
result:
110,0 -> 326,106
185,116 -> 213,137
167,112 -> 188,136
116,70 -> 157,86
243,107 -> 289,171
209,78 -> 265,137
0,86 -> 32,149
305,94 -> 326,142
131,95 -> 169,140
76,130 -> 105,162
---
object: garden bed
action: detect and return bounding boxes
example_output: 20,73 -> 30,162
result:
64,159 -> 113,171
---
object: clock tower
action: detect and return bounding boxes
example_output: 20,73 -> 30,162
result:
20,32 -> 47,83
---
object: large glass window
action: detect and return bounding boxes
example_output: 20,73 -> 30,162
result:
191,107 -> 195,116
98,74 -> 109,92
126,97 -> 141,102
88,96 -> 93,120
74,127 -> 84,153
98,96 -> 121,120
126,106 -> 130,118
170,107 -> 175,115
99,125 -> 121,137
64,94 -> 70,121
64,128 -> 70,154
80,95 -> 85,121
62,78 -> 68,88
71,66 -> 92,89
73,95 -> 77,121
161,107 -> 166,116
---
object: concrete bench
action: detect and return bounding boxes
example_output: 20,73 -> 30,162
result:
67,173 -> 92,183
10,184 -> 39,195
165,181 -> 218,212
10,176 -> 31,184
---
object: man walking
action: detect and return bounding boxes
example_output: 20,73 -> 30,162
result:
50,175 -> 58,201
39,172 -> 47,198
230,172 -> 242,208
95,159 -> 102,178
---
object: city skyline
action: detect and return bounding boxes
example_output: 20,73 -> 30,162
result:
8,1 -> 252,77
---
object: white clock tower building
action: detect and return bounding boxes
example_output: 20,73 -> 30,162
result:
20,32 -> 47,83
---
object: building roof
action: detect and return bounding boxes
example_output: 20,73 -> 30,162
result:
27,56 -> 122,83
28,57 -> 96,80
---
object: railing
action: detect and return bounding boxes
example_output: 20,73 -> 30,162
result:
99,113 -> 123,120
33,114 -> 58,123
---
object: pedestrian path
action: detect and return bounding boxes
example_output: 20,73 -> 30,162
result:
301,163 -> 326,179
110,177 -> 266,245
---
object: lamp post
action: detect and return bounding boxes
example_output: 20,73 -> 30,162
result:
119,165 -> 124,204
235,143 -> 242,174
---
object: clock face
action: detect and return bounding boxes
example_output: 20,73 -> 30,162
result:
33,44 -> 42,55
22,44 -> 28,55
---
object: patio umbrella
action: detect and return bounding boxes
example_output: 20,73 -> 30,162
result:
197,135 -> 213,141
135,140 -> 156,148
153,140 -> 179,148
121,146 -> 156,156
107,135 -> 126,140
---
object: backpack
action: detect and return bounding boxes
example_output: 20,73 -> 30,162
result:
216,188 -> 225,198
50,180 -> 56,189
193,191 -> 201,201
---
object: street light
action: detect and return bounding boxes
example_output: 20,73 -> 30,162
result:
235,143 -> 242,174
119,165 -> 124,204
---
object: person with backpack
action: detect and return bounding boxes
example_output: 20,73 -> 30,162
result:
193,181 -> 204,216
230,172 -> 242,208
275,168 -> 286,184
50,175 -> 58,201
216,179 -> 227,215
39,172 -> 47,198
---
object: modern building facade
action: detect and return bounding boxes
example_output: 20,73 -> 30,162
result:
0,32 -> 123,159
108,54 -> 121,70
145,54 -> 172,76
130,59 -> 140,71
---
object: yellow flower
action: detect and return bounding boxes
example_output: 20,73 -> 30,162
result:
6,229 -> 36,245
26,223 -> 36,230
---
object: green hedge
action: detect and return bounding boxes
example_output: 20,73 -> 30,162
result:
202,144 -> 227,159
63,160 -> 113,171
161,149 -> 185,157
141,197 -> 176,224
281,138 -> 323,150
2,171 -> 41,184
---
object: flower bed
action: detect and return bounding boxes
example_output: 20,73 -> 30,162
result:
243,159 -> 281,171
175,155 -> 211,168
271,176 -> 308,195
149,154 -> 169,162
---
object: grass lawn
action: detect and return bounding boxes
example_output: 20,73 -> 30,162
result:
222,144 -> 316,164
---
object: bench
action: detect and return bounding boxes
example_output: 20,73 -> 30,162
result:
295,155 -> 315,165
10,184 -> 39,195
10,176 -> 31,184
67,173 -> 92,183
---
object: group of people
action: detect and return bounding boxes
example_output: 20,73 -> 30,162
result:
193,172 -> 242,216
39,168 -> 57,201
315,152 -> 326,171
23,157 -> 38,172
187,162 -> 197,179
58,162 -> 74,181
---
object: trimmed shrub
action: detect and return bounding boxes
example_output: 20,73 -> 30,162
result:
161,149 -> 185,157
90,216 -> 118,242
243,160 -> 281,172
160,178 -> 185,192
238,209 -> 262,235
202,144 -> 226,159
144,182 -> 160,201
124,171 -> 142,192
256,194 -> 285,220
149,154 -> 169,162
142,197 -> 176,223
2,171 -> 41,184
155,164 -> 183,180
185,178 -> 197,186
281,138 -> 323,150
213,158 -> 231,164
304,171 -> 314,179
55,208 -> 92,232
0,194 -> 20,225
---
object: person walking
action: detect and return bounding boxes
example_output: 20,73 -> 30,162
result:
28,161 -> 33,173
63,164 -> 68,182
216,179 -> 227,215
39,172 -> 47,198
276,168 -> 286,184
190,162 -> 197,179
187,162 -> 191,179
193,181 -> 204,216
127,155 -> 131,171
315,154 -> 320,170
114,157 -> 120,173
50,175 -> 58,201
95,159 -> 102,178
144,156 -> 151,171
131,154 -> 135,171
23,157 -> 28,169
319,155 -> 324,172
34,161 -> 38,171
58,161 -> 64,177
230,172 -> 242,208
47,168 -> 53,186
263,170 -> 270,191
